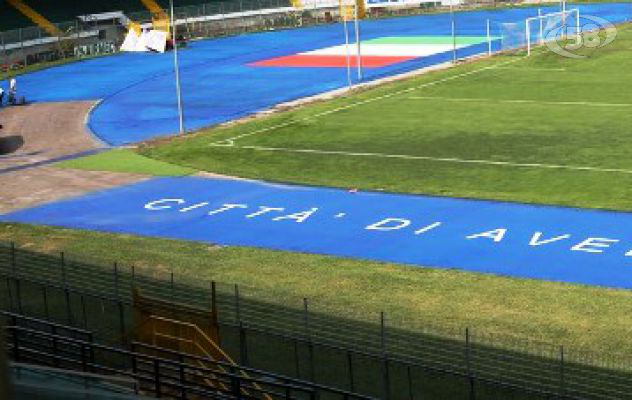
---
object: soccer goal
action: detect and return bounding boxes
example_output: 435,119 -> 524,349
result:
526,9 -> 580,56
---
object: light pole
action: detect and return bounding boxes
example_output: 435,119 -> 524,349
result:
450,0 -> 457,64
343,4 -> 352,89
354,0 -> 362,81
170,0 -> 185,134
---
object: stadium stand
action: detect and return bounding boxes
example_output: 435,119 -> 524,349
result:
1,311 -> 373,399
0,0 -> 223,30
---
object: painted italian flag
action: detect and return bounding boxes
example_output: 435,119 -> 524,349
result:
252,36 -> 489,68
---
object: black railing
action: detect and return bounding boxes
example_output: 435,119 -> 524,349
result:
2,243 -> 632,399
4,322 -> 374,400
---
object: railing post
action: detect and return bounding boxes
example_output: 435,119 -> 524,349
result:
304,298 -> 314,381
170,271 -> 175,303
52,326 -> 60,368
407,364 -> 414,400
114,262 -> 119,299
10,242 -> 16,275
11,243 -> 22,314
381,312 -> 389,400
229,366 -> 242,398
383,355 -> 390,400
154,359 -> 162,398
118,300 -> 126,345
81,344 -> 88,372
210,281 -> 220,345
466,328 -> 475,400
179,354 -> 187,400
131,343 -> 138,378
239,322 -> 249,366
61,252 -> 73,325
380,311 -> 386,352
347,350 -> 355,392
234,284 -> 241,323
11,328 -> 19,362
560,346 -> 565,397
42,286 -> 49,319
293,338 -> 300,378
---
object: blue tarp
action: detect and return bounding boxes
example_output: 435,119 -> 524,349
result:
3,176 -> 632,289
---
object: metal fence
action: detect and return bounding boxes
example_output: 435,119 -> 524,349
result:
3,312 -> 375,400
1,242 -> 632,399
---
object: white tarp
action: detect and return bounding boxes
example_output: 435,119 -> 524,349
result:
120,29 -> 168,53
120,29 -> 140,52
144,30 -> 168,53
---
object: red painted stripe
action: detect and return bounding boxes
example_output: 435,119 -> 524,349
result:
251,54 -> 415,68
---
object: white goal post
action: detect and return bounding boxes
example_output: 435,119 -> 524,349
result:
526,8 -> 580,56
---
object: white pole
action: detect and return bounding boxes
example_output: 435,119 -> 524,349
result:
486,19 -> 491,56
354,0 -> 362,80
526,20 -> 531,56
171,0 -> 185,134
562,0 -> 567,33
450,1 -> 456,63
576,9 -> 581,43
538,8 -> 544,44
343,7 -> 352,89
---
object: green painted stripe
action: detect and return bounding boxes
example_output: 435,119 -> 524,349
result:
364,36 -> 493,45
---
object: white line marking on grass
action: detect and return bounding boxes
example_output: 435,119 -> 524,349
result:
212,144 -> 632,175
408,96 -> 632,108
494,66 -> 567,72
212,57 -> 523,147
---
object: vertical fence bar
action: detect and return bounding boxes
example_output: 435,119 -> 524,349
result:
170,271 -> 175,302
560,346 -> 565,397
407,364 -> 414,400
380,311 -> 386,352
347,350 -> 355,392
293,338 -> 301,378
466,328 -> 475,400
114,262 -> 120,300
118,299 -> 126,345
10,243 -> 16,275
303,297 -> 314,381
240,322 -> 249,366
234,284 -> 241,323
381,311 -> 390,399
42,286 -> 49,319
61,252 -> 73,325
5,278 -> 15,313
81,295 -> 88,329
154,359 -> 162,397
210,281 -> 220,343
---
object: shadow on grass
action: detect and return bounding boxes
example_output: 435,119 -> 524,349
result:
1,243 -> 630,399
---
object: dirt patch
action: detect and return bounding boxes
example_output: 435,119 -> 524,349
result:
0,101 -> 149,213
0,101 -> 102,170
0,166 -> 149,214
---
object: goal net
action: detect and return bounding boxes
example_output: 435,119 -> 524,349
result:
526,9 -> 580,55
497,9 -> 580,55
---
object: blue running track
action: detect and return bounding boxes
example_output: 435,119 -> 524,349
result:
2,3 -> 630,145
3,176 -> 632,289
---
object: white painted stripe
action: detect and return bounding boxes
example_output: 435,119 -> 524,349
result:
408,96 -> 632,107
213,144 -> 632,175
494,66 -> 567,72
302,44 -> 465,57
212,57 -> 523,146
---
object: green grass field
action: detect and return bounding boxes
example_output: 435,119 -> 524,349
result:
12,23 -> 632,361
57,149 -> 196,176
141,24 -> 632,211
